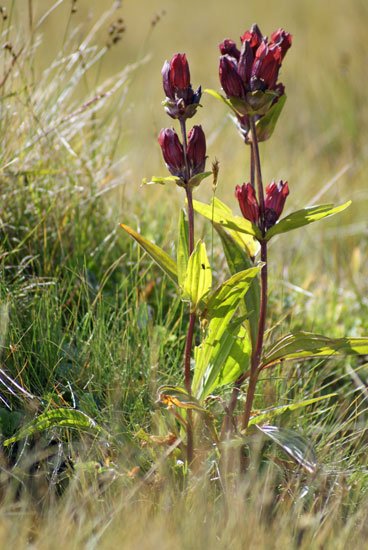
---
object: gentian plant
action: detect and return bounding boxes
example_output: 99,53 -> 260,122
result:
121,25 -> 368,472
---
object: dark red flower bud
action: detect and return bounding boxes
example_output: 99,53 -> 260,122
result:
252,41 -> 282,90
158,128 -> 185,178
238,39 -> 254,85
270,28 -> 292,60
240,23 -> 263,50
217,24 -> 291,120
219,39 -> 240,60
187,125 -> 206,176
264,180 -> 289,228
162,54 -> 201,121
162,60 -> 174,99
219,55 -> 244,98
169,53 -> 190,91
235,183 -> 260,224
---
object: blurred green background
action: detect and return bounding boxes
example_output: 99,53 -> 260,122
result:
5,1 -> 368,187
2,0 -> 368,293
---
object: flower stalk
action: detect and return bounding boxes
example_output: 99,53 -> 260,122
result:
180,117 -> 195,463
222,116 -> 269,441
249,117 -> 265,229
241,238 -> 267,432
158,53 -> 207,466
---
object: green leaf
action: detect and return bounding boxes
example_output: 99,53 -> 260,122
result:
205,88 -> 277,117
120,224 -> 178,284
265,201 -> 352,241
263,331 -> 368,368
257,425 -> 317,474
142,175 -> 183,186
193,198 -> 262,240
193,267 -> 260,399
3,408 -> 103,446
248,393 -> 336,427
177,209 -> 189,289
207,197 -> 259,258
194,323 -> 251,400
204,267 -> 260,318
183,240 -> 212,311
215,224 -> 260,350
188,171 -> 212,188
204,88 -> 238,114
0,303 -> 9,351
255,95 -> 286,142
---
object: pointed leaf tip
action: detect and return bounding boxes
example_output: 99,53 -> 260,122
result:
120,224 -> 178,284
265,201 -> 352,240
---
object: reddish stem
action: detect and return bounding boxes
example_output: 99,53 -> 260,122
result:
250,117 -> 265,231
222,117 -> 268,441
241,240 -> 267,431
241,116 -> 268,430
180,118 -> 195,465
185,186 -> 195,254
250,141 -> 255,190
180,118 -> 190,185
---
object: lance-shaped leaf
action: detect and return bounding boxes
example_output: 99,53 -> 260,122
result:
193,267 -> 260,399
177,209 -> 189,289
182,240 -> 212,311
201,197 -> 259,259
254,95 -> 286,142
257,425 -> 317,474
195,197 -> 260,348
188,171 -> 212,188
193,198 -> 262,240
204,88 -> 277,117
204,267 -> 260,318
263,331 -> 368,368
215,224 -> 260,350
265,201 -> 351,241
120,224 -> 177,284
194,322 -> 251,400
4,408 -> 104,446
248,393 -> 336,427
204,88 -> 238,115
142,175 -> 183,186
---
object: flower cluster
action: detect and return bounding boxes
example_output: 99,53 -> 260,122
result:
158,126 -> 206,182
235,180 -> 289,231
218,24 -> 292,142
159,54 -> 207,186
162,53 -> 202,120
219,24 -> 292,111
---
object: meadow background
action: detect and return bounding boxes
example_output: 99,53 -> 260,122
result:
0,0 -> 368,547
